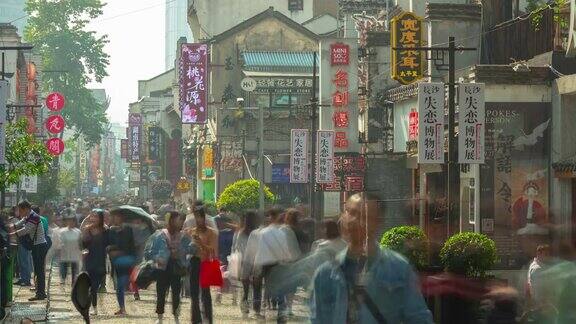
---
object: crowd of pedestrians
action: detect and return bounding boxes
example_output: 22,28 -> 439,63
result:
15,193 -> 576,323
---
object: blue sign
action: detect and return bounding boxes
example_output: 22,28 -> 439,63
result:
272,164 -> 290,183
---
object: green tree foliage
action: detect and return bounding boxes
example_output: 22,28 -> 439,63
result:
24,0 -> 110,146
440,232 -> 498,278
58,167 -> 77,198
380,226 -> 429,270
0,118 -> 53,189
217,179 -> 275,214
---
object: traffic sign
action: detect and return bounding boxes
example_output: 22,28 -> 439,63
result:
46,137 -> 65,156
45,115 -> 65,134
46,92 -> 65,112
241,77 -> 257,92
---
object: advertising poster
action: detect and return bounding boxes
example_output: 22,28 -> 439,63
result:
480,102 -> 551,268
179,43 -> 208,124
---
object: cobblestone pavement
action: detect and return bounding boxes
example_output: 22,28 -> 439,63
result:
8,265 -> 310,323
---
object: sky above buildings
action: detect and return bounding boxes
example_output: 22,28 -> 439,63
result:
87,0 -> 166,124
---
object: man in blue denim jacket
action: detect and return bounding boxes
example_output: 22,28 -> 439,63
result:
310,193 -> 433,324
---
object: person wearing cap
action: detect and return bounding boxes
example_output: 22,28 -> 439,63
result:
10,201 -> 49,301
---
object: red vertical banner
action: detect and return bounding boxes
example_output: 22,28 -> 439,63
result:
179,43 -> 208,124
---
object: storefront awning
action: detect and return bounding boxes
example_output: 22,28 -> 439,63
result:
242,51 -> 318,74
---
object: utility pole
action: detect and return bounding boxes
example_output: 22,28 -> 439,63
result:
447,37 -> 457,237
393,37 -> 476,236
309,52 -> 318,220
258,105 -> 265,213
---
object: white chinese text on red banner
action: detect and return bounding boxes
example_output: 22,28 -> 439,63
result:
290,129 -> 308,183
317,131 -> 335,184
179,43 -> 208,124
458,83 -> 485,164
418,82 -> 445,164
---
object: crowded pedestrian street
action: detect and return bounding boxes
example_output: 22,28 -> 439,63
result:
3,0 -> 576,323
8,264 -> 310,323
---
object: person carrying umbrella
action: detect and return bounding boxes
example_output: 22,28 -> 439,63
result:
107,210 -> 137,316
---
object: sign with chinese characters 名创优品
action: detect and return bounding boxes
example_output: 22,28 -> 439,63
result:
290,129 -> 308,183
391,12 -> 424,85
418,83 -> 445,164
458,83 -> 485,164
317,131 -> 335,184
179,43 -> 208,124
319,40 -> 359,153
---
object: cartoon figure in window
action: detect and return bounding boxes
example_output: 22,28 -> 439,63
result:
512,181 -> 548,235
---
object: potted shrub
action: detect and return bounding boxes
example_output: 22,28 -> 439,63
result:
440,232 -> 497,278
216,179 -> 275,215
434,232 -> 498,323
380,226 -> 429,270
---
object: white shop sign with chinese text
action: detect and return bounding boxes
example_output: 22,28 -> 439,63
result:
418,83 -> 445,164
458,83 -> 485,164
290,129 -> 308,183
316,131 -> 335,184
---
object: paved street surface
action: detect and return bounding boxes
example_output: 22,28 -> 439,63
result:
7,264 -> 310,323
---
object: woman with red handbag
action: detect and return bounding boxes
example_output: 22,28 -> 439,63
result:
185,202 -> 220,324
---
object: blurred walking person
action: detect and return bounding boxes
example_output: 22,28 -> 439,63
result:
107,211 -> 137,316
14,205 -> 32,287
231,210 -> 261,317
185,203 -> 218,324
81,209 -> 109,316
145,211 -> 191,324
11,201 -> 49,301
215,210 -> 235,304
253,206 -> 294,323
58,215 -> 82,286
310,193 -> 433,323
280,209 -> 304,317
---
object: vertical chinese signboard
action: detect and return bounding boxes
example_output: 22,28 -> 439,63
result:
148,127 -> 161,164
418,83 -> 445,164
290,129 -> 308,183
319,39 -> 362,192
391,12 -> 424,85
317,131 -> 335,183
320,39 -> 359,153
128,113 -> 142,163
408,109 -> 419,141
179,43 -> 208,124
458,83 -> 485,164
45,91 -> 66,156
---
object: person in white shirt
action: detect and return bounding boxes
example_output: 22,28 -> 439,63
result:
527,244 -> 551,305
253,206 -> 292,323
58,216 -> 82,286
